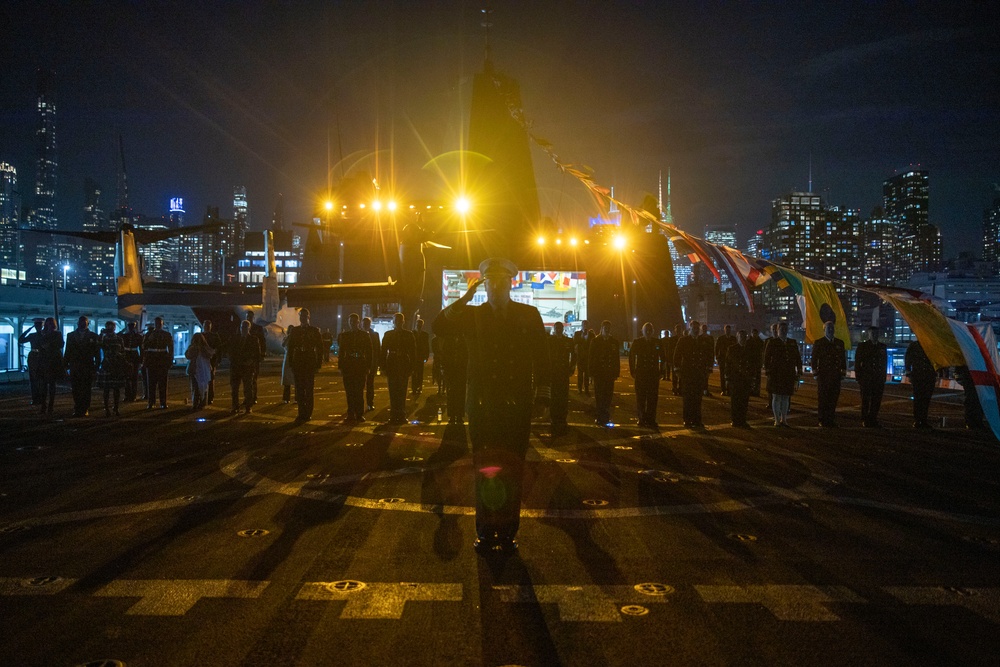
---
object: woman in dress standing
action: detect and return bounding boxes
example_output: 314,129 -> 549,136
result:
763,321 -> 802,427
97,321 -> 128,416
185,332 -> 215,410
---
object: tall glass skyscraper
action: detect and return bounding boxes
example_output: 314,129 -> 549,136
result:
30,68 -> 58,281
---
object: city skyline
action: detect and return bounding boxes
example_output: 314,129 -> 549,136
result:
2,1 -> 997,259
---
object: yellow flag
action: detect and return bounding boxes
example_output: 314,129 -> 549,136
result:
883,295 -> 964,369
799,277 -> 851,350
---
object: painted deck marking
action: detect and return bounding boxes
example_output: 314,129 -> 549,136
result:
493,585 -> 670,622
95,579 -> 269,615
695,585 -> 864,621
296,581 -> 463,619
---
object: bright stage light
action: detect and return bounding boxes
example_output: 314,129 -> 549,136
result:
387,200 -> 398,211
323,200 -> 334,211
371,200 -> 383,212
570,237 -> 578,246
454,197 -> 471,214
613,234 -> 627,250
537,236 -> 546,246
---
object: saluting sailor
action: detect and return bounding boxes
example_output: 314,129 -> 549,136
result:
433,257 -> 550,557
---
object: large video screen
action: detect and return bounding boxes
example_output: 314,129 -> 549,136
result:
441,269 -> 588,333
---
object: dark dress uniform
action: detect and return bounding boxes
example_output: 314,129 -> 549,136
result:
574,330 -> 593,394
764,338 -> 802,396
247,320 -> 267,404
854,338 -> 887,427
547,332 -> 576,434
746,333 -> 764,397
381,328 -> 416,422
229,332 -> 263,413
412,328 -> 431,395
433,298 -> 550,551
142,328 -> 174,408
65,328 -> 101,416
715,333 -> 737,396
726,342 -> 756,427
662,334 -> 679,394
120,328 -> 144,402
439,333 -> 468,423
365,328 -> 381,411
629,336 -> 664,427
697,332 -> 715,396
285,324 -> 324,420
673,334 -> 707,428
589,334 -> 620,424
905,341 -> 937,427
811,336 -> 847,427
36,330 -> 64,414
338,328 -> 373,421
18,326 -> 45,405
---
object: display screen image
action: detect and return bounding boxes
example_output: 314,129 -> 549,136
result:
441,269 -> 588,334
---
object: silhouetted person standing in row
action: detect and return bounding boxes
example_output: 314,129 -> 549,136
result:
202,320 -> 222,405
433,257 -> 549,557
573,320 -> 592,395
362,317 -> 381,412
411,318 -> 430,396
715,324 -> 736,396
811,321 -> 846,428
65,316 -> 100,417
664,324 -> 683,395
726,330 -> 755,428
120,321 -> 143,403
245,311 -> 266,405
381,312 -> 416,425
629,322 -> 664,429
97,321 -> 127,416
589,320 -> 619,425
698,324 -> 715,397
19,318 -> 46,405
230,319 -> 262,415
905,339 -> 936,428
547,321 -> 576,436
142,317 -> 174,409
338,313 -> 372,424
285,308 -> 325,422
746,328 -> 764,397
36,317 -> 63,415
674,320 -> 707,430
855,326 -> 887,428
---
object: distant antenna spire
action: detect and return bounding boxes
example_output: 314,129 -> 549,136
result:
481,6 -> 494,68
808,153 -> 813,193
116,132 -> 129,212
662,168 -> 674,225
609,186 -> 619,215
658,170 -> 663,213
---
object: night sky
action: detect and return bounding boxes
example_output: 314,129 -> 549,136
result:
3,1 -> 998,258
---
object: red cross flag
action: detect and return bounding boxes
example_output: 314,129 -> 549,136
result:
948,319 -> 1000,443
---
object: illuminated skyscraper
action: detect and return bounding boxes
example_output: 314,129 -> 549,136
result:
177,206 -> 223,284
860,206 -> 895,284
80,178 -> 115,293
745,229 -> 763,258
704,225 -> 737,290
982,197 -> 1000,267
29,68 -> 58,281
883,170 -> 939,279
0,163 -> 20,271
232,185 -> 249,257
